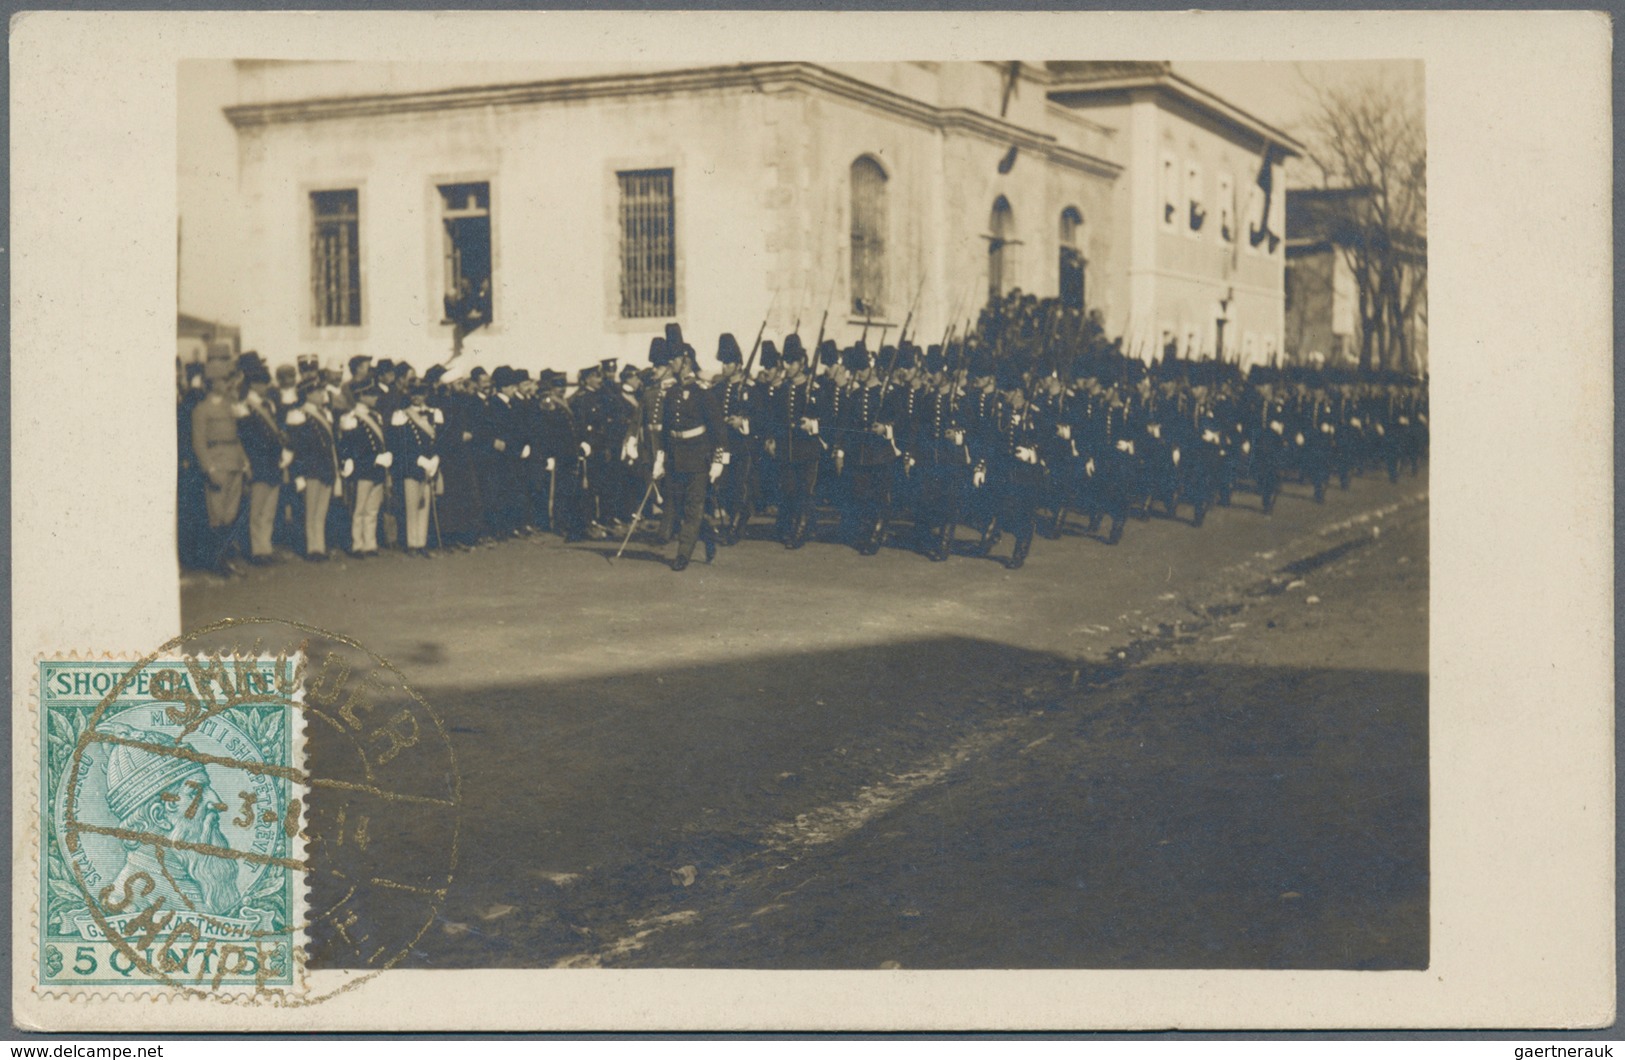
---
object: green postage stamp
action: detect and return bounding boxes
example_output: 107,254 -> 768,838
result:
34,653 -> 306,995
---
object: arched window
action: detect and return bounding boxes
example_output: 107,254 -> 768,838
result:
1059,205 -> 1085,310
849,157 -> 888,317
988,196 -> 1014,302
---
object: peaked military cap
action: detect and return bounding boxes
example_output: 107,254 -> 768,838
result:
716,333 -> 743,365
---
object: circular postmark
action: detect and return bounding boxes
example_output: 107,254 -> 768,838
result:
54,618 -> 461,1004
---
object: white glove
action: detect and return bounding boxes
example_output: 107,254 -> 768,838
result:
800,417 -> 819,435
462,430 -> 473,443
279,448 -> 294,470
375,451 -> 394,469
546,457 -> 556,472
708,461 -> 724,483
1171,447 -> 1181,467
1242,441 -> 1252,454
736,418 -> 751,436
652,451 -> 666,480
294,476 -> 307,493
948,429 -> 965,446
1085,458 -> 1096,476
425,455 -> 441,478
1349,417 -> 1362,429
520,444 -> 532,460
1115,439 -> 1135,454
494,438 -> 507,452
905,455 -> 917,471
1016,446 -> 1037,464
432,408 -> 445,425
1057,425 -> 1072,440
1202,429 -> 1221,445
580,441 -> 592,457
764,439 -> 777,458
417,455 -> 433,472
1270,421 -> 1284,435
341,458 -> 355,478
623,435 -> 639,462
1294,432 -> 1305,447
973,465 -> 986,488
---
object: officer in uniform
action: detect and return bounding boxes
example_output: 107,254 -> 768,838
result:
911,347 -> 967,561
238,362 -> 292,565
537,369 -> 588,541
656,347 -> 724,571
338,379 -> 392,557
710,333 -> 757,545
391,381 -> 442,557
980,358 -> 1048,569
191,346 -> 250,574
285,375 -> 340,560
765,336 -> 823,549
835,344 -> 897,555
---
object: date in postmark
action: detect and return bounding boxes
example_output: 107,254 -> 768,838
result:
33,619 -> 462,1004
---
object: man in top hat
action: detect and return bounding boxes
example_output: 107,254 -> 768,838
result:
285,374 -> 341,560
339,379 -> 392,557
388,379 -> 443,556
655,344 -> 724,571
764,333 -> 823,549
708,332 -> 757,544
238,361 -> 294,565
191,343 -> 250,574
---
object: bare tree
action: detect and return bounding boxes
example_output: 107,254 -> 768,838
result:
1298,68 -> 1427,374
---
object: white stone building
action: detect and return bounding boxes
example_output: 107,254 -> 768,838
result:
218,59 -> 1300,374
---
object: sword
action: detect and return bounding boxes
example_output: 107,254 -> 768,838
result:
613,478 -> 658,562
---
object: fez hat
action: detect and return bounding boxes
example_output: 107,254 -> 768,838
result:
817,339 -> 840,368
423,365 -> 448,386
759,340 -> 781,370
782,333 -> 806,363
716,333 -> 743,365
648,336 -> 670,366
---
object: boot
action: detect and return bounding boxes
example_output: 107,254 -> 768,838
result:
1007,533 -> 1031,570
1107,516 -> 1124,545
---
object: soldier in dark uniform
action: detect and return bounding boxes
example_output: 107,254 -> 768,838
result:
709,333 -> 757,545
1251,383 -> 1289,514
832,346 -> 897,556
285,375 -> 340,560
191,349 -> 250,575
238,362 -> 291,565
979,359 -> 1048,569
537,370 -> 588,541
338,380 -> 392,557
634,339 -> 680,543
812,338 -> 849,537
427,366 -> 485,550
764,336 -> 823,549
656,348 -> 724,571
473,366 -> 530,537
960,351 -> 1002,546
753,340 -> 783,522
911,346 -> 967,561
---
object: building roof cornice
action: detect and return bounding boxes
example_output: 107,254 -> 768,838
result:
223,61 -> 1123,179
1046,66 -> 1305,157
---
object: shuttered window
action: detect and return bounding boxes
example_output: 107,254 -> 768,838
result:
618,169 -> 676,319
849,157 -> 888,317
310,190 -> 361,327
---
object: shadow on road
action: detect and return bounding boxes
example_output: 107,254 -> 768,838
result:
302,634 -> 1427,972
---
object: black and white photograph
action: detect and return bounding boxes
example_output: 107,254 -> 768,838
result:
175,56 -> 1429,971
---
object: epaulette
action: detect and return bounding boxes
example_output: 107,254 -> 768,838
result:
390,410 -> 408,427
339,414 -> 358,431
432,408 -> 445,425
284,408 -> 307,427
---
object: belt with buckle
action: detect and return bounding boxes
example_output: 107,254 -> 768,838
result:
673,425 -> 706,440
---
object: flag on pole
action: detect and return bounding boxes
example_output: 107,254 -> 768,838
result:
1248,145 -> 1282,254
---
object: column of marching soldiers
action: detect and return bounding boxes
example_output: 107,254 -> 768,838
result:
177,292 -> 1427,577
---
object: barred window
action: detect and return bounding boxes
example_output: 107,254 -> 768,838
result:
439,182 -> 493,326
988,196 -> 1014,302
618,169 -> 676,319
849,156 -> 887,317
310,189 -> 361,327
